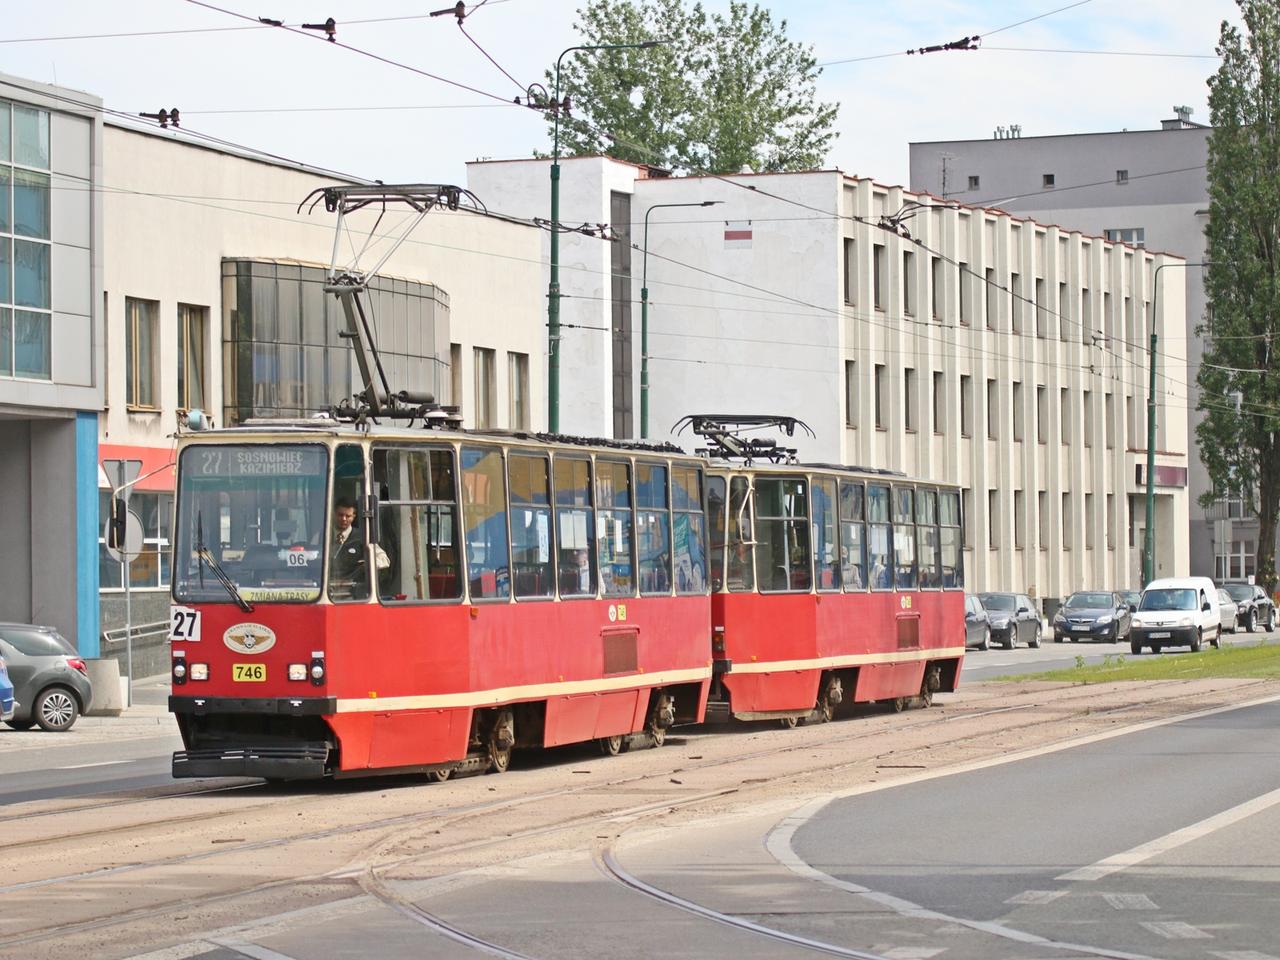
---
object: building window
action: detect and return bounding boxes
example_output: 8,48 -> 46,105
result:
1105,392 -> 1115,449
904,367 -> 916,431
1107,493 -> 1116,549
1083,390 -> 1094,447
0,101 -> 53,381
1082,286 -> 1093,344
1127,395 -> 1137,449
843,238 -> 856,304
1035,278 -> 1047,337
931,256 -> 943,319
873,244 -> 885,310
1014,490 -> 1025,548
1105,227 -> 1144,247
985,268 -> 997,329
1124,295 -> 1134,349
450,342 -> 462,410
1010,272 -> 1022,333
1042,173 -> 1055,188
507,351 -> 529,430
98,490 -> 172,591
845,359 -> 856,426
932,371 -> 944,435
126,297 -> 158,409
874,363 -> 887,429
1038,490 -> 1049,549
962,487 -> 972,546
1036,386 -> 1047,443
1085,493 -> 1095,550
986,378 -> 998,439
1116,169 -> 1129,185
1217,539 -> 1257,581
1062,492 -> 1072,549
958,263 -> 970,324
960,375 -> 972,437
177,304 -> 207,412
968,175 -> 980,190
473,347 -> 496,429
1058,282 -> 1069,342
1012,381 -> 1023,441
988,489 -> 998,547
902,251 -> 915,315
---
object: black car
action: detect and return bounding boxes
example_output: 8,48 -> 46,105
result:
964,594 -> 992,650
976,592 -> 1042,649
0,623 -> 93,732
1053,591 -> 1132,642
1220,583 -> 1276,633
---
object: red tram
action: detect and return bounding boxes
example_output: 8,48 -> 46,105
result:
168,427 -> 713,780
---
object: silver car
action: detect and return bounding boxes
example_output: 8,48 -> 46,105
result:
1217,588 -> 1240,634
0,624 -> 93,732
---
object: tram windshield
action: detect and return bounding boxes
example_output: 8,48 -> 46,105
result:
173,444 -> 329,603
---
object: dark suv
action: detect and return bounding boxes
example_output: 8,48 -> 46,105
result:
1221,583 -> 1276,633
0,624 -> 93,732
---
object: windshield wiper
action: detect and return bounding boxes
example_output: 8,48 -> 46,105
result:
195,511 -> 254,613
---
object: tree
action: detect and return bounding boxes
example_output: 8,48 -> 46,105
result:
1197,0 -> 1280,592
543,0 -> 838,174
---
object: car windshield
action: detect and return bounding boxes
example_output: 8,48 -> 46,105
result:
173,444 -> 330,603
1066,592 -> 1112,609
1225,584 -> 1254,602
979,594 -> 1015,611
1140,588 -> 1197,612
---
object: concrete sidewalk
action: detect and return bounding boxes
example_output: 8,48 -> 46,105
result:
0,675 -> 177,753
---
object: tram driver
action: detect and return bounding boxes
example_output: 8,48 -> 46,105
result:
330,498 -> 390,599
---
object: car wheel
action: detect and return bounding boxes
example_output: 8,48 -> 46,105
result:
1246,609 -> 1256,633
5,718 -> 35,731
978,627 -> 990,651
1030,624 -> 1041,649
34,687 -> 80,732
1230,614 -> 1238,634
1151,643 -> 1162,655
1190,630 -> 1202,653
1269,607 -> 1277,632
1004,633 -> 1015,650
1130,639 -> 1141,655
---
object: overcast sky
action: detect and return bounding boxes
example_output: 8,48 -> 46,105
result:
3,0 -> 1241,191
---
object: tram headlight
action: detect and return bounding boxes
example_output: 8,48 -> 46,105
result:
190,662 -> 209,681
310,651 -> 326,687
288,663 -> 307,681
172,655 -> 187,685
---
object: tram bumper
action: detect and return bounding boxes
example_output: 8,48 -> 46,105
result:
172,743 -> 330,780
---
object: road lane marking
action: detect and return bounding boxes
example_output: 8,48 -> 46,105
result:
1006,890 -> 1067,905
56,760 -> 131,770
1212,952 -> 1280,960
1101,893 -> 1157,910
1141,920 -> 1211,940
209,938 -> 302,960
1057,784 -> 1280,882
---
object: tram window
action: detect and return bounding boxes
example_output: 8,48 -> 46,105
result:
940,490 -> 964,588
330,443 -> 372,603
509,454 -> 552,599
839,480 -> 866,590
813,478 -> 840,591
893,487 -> 917,590
867,483 -> 892,591
461,446 -> 511,600
755,477 -> 811,593
554,458 -> 596,597
672,466 -> 707,594
636,462 -> 671,595
707,476 -> 727,591
374,447 -> 461,602
727,476 -> 754,592
917,489 -> 941,588
596,460 -> 635,596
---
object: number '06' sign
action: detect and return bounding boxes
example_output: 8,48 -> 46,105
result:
170,605 -> 202,642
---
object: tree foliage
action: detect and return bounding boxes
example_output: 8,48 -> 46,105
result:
542,0 -> 838,174
1198,0 -> 1280,591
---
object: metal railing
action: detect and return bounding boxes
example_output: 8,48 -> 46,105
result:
101,620 -> 169,648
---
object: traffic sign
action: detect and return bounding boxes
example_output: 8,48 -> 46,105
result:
103,508 -> 144,563
102,458 -> 143,503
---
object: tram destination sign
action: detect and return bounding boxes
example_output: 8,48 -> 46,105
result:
189,447 -> 325,476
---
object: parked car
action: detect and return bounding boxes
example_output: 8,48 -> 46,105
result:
1217,588 -> 1240,634
965,594 -> 992,650
1118,590 -> 1142,612
0,624 -> 93,732
1220,582 -> 1276,633
977,592 -> 1042,649
1129,576 -> 1220,654
0,654 -> 14,723
1052,591 -> 1132,643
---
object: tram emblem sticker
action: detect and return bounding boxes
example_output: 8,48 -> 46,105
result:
223,623 -> 277,655
607,604 -> 628,623
900,595 -> 913,610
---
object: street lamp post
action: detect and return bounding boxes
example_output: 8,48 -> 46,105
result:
641,200 -> 720,438
1145,260 -> 1211,585
548,39 -> 663,434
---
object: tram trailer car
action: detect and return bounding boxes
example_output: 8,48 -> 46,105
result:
704,466 -> 965,724
167,424 -> 714,780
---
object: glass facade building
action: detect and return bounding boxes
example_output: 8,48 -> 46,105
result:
221,259 -> 450,423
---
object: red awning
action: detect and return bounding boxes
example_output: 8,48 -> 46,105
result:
98,443 -> 178,492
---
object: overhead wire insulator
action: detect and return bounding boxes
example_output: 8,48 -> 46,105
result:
302,17 -> 337,41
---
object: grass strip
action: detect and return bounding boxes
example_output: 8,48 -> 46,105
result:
992,641 -> 1280,684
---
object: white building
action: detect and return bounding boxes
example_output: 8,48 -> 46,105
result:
909,113 -> 1226,579
469,156 -> 1192,605
98,122 -> 545,671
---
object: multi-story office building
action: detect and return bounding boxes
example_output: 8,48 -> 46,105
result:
909,112 -> 1231,579
0,74 -> 103,654
470,157 -> 1191,603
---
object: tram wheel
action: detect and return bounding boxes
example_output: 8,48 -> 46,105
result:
430,765 -> 454,783
646,693 -> 675,747
780,716 -> 799,729
891,697 -> 907,713
597,735 -> 625,756
487,709 -> 515,773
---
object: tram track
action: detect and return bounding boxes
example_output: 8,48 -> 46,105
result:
5,678 -> 1267,957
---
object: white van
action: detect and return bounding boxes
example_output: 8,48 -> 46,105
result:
1130,576 -> 1220,654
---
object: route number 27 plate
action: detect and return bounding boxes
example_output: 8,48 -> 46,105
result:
170,605 -> 201,642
